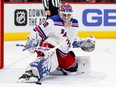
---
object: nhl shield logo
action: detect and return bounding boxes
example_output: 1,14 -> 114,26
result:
15,9 -> 27,26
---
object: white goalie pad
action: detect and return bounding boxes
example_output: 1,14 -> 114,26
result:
44,50 -> 59,72
18,50 -> 59,83
30,50 -> 58,79
76,56 -> 91,74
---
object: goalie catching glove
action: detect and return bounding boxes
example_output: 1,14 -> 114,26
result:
73,35 -> 95,52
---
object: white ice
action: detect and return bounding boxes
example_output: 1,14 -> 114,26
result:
1,39 -> 116,87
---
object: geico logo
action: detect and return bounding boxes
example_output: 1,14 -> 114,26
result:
82,9 -> 116,26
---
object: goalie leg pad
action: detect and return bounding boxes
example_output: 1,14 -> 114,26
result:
30,50 -> 58,80
76,56 -> 91,74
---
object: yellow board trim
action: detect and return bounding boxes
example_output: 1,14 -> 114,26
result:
78,31 -> 116,39
4,31 -> 116,41
4,32 -> 31,41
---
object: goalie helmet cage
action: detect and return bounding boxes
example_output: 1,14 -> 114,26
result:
0,0 -> 4,69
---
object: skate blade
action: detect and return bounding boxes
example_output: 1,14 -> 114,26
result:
17,77 -> 38,83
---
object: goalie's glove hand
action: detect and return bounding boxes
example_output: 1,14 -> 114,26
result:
23,36 -> 39,53
81,35 -> 95,52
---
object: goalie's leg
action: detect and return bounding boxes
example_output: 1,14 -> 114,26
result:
55,51 -> 78,75
52,52 -> 91,75
18,50 -> 58,82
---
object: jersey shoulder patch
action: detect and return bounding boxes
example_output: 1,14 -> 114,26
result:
50,15 -> 63,26
72,18 -> 79,27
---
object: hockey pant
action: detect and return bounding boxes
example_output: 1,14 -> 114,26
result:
36,41 -> 77,71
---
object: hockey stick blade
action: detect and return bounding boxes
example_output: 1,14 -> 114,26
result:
16,44 -> 24,47
17,80 -> 42,85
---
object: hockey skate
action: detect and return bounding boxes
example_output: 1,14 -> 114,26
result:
18,70 -> 40,83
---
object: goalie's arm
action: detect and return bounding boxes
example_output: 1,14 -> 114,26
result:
23,19 -> 54,53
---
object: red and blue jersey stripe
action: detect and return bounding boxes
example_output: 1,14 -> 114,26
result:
35,26 -> 47,40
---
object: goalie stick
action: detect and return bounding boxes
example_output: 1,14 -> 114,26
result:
40,38 -> 68,57
16,44 -> 33,51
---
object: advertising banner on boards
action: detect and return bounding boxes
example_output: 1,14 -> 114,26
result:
4,3 -> 116,40
4,4 -> 116,32
4,4 -> 46,32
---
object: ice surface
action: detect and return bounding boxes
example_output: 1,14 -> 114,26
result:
1,39 -> 116,87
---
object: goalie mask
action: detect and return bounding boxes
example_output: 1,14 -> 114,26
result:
59,3 -> 73,22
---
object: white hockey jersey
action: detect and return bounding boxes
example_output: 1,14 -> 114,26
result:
33,15 -> 79,57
